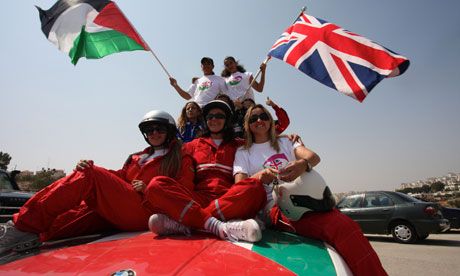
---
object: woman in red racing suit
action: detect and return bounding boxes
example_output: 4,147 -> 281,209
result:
0,110 -> 193,254
147,100 -> 267,242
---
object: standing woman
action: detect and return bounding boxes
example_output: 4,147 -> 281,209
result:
147,100 -> 267,242
221,56 -> 266,101
0,110 -> 194,254
233,104 -> 388,276
177,101 -> 204,143
170,57 -> 228,107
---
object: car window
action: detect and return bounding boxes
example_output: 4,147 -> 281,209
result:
337,194 -> 363,208
394,192 -> 421,203
364,194 -> 393,207
0,173 -> 14,191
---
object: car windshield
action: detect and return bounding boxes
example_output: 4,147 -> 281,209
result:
394,192 -> 421,203
0,173 -> 15,191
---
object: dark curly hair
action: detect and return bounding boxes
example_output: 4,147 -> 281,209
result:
221,56 -> 246,78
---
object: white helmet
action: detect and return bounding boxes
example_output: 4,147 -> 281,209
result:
139,110 -> 176,130
138,110 -> 177,145
273,169 -> 336,221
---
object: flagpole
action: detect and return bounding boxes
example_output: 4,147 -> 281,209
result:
244,56 -> 270,96
246,6 -> 306,95
113,2 -> 172,78
294,6 -> 307,23
147,49 -> 172,78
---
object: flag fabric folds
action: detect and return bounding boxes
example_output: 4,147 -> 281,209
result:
37,0 -> 149,65
268,12 -> 410,102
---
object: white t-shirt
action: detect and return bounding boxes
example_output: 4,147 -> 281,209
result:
187,75 -> 228,107
233,137 -> 302,176
225,71 -> 254,101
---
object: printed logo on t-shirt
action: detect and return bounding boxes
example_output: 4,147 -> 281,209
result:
198,81 -> 212,91
263,153 -> 289,170
228,75 -> 242,86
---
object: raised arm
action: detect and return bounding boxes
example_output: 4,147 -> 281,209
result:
170,77 -> 192,100
250,63 -> 266,92
266,97 -> 290,133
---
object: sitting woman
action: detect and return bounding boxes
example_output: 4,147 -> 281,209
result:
177,101 -> 204,143
0,110 -> 194,255
147,100 -> 266,242
233,104 -> 388,276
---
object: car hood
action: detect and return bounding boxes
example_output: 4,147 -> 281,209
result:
0,230 -> 351,275
0,190 -> 34,199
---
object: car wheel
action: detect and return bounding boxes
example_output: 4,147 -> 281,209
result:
391,222 -> 417,243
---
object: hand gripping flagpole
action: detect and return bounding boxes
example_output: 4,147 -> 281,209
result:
244,56 -> 271,96
246,6 -> 307,95
114,2 -> 172,78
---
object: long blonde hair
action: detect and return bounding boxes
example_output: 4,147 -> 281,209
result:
243,104 -> 280,152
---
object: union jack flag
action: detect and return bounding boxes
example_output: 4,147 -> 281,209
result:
269,12 -> 410,102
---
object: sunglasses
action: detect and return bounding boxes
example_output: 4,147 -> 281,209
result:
248,112 -> 270,124
206,113 -> 226,121
144,125 -> 168,135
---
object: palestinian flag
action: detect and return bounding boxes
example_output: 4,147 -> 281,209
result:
37,0 -> 149,65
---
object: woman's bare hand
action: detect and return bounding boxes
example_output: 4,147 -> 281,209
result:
279,160 -> 306,182
75,160 -> 93,171
132,180 -> 146,193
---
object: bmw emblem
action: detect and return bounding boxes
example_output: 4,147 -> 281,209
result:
111,269 -> 136,276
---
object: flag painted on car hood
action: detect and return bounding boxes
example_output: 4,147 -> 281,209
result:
37,0 -> 148,65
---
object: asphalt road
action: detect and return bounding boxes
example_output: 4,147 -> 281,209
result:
367,230 -> 460,276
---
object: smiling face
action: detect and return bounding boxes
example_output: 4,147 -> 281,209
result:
224,58 -> 238,74
206,108 -> 226,134
248,107 -> 271,138
144,123 -> 168,147
201,60 -> 214,75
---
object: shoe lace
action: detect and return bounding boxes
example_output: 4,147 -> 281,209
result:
163,217 -> 191,236
223,221 -> 246,242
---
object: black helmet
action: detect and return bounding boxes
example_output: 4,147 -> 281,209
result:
138,110 -> 177,145
202,100 -> 235,139
202,100 -> 233,121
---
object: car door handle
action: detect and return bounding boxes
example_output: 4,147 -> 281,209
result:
382,208 -> 390,212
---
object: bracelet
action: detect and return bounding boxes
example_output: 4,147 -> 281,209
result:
302,159 -> 312,172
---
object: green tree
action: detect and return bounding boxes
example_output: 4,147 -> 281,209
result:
0,151 -> 12,170
421,184 -> 431,193
431,181 -> 445,193
397,187 -> 414,194
29,168 -> 65,191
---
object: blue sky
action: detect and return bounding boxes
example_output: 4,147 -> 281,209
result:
1,1 -> 459,193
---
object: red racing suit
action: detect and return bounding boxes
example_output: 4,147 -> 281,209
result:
271,104 -> 290,134
147,137 -> 266,229
268,208 -> 388,276
13,147 -> 194,241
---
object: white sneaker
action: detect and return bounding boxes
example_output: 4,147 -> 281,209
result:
0,221 -> 41,254
221,219 -> 262,242
148,214 -> 191,236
